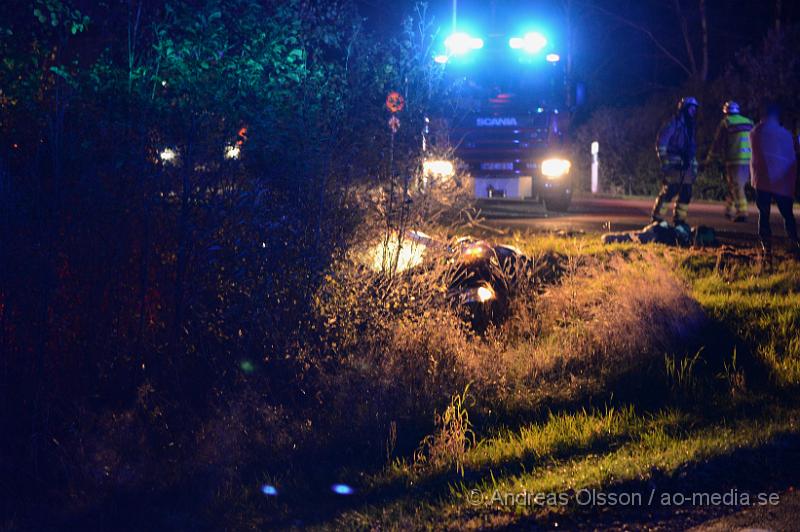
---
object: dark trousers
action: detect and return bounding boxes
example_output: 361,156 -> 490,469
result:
653,183 -> 693,223
755,190 -> 798,243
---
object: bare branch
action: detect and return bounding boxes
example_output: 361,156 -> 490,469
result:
576,0 -> 694,78
699,0 -> 708,81
673,0 -> 698,77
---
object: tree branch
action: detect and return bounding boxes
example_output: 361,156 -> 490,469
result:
673,0 -> 698,77
699,0 -> 708,81
577,0 -> 694,78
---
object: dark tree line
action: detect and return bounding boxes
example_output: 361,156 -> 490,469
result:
573,25 -> 800,197
1,0 -> 445,523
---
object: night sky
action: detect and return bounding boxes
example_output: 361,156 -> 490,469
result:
357,0 -> 800,105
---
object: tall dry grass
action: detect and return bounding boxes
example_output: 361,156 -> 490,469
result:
46,241 -> 708,528
307,244 -> 708,466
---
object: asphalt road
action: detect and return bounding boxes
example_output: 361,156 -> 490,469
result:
479,196 -> 800,244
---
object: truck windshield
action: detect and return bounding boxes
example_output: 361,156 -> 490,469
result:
442,38 -> 565,112
434,0 -> 566,110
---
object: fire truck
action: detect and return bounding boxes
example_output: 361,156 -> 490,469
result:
423,12 -> 578,212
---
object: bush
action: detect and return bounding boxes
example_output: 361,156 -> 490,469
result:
0,0 -> 454,525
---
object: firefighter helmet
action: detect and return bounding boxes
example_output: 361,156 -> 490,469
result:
678,96 -> 699,110
723,101 -> 740,114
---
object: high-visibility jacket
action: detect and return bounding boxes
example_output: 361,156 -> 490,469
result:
656,114 -> 698,183
709,114 -> 754,165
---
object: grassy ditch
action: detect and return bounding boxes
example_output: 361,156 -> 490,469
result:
45,231 -> 800,530
301,233 -> 800,530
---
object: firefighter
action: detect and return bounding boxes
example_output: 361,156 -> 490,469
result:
749,102 -> 799,265
652,97 -> 699,225
705,101 -> 754,222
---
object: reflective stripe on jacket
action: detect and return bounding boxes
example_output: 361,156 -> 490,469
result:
710,114 -> 753,165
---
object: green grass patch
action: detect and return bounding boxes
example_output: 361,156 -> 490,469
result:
326,403 -> 799,530
681,249 -> 800,385
304,238 -> 800,530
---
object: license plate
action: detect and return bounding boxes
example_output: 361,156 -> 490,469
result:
480,162 -> 514,170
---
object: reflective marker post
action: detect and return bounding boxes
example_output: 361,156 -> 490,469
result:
591,141 -> 599,194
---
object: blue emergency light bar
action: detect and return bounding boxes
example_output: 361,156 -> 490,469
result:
434,28 -> 556,64
445,32 -> 484,55
508,32 -> 547,54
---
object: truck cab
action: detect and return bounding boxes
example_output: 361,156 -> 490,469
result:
423,10 -> 577,211
448,101 -> 573,211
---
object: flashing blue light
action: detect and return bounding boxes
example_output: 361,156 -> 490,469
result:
445,32 -> 484,56
509,32 -> 547,54
434,54 -> 449,64
546,53 -> 560,63
261,484 -> 278,496
331,483 -> 354,495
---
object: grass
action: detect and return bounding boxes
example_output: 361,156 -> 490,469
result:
299,233 -> 800,530
683,248 -> 800,385
39,228 -> 797,530
326,404 -> 798,530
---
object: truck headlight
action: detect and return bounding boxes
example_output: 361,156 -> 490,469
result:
423,159 -> 455,178
541,158 -> 571,178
